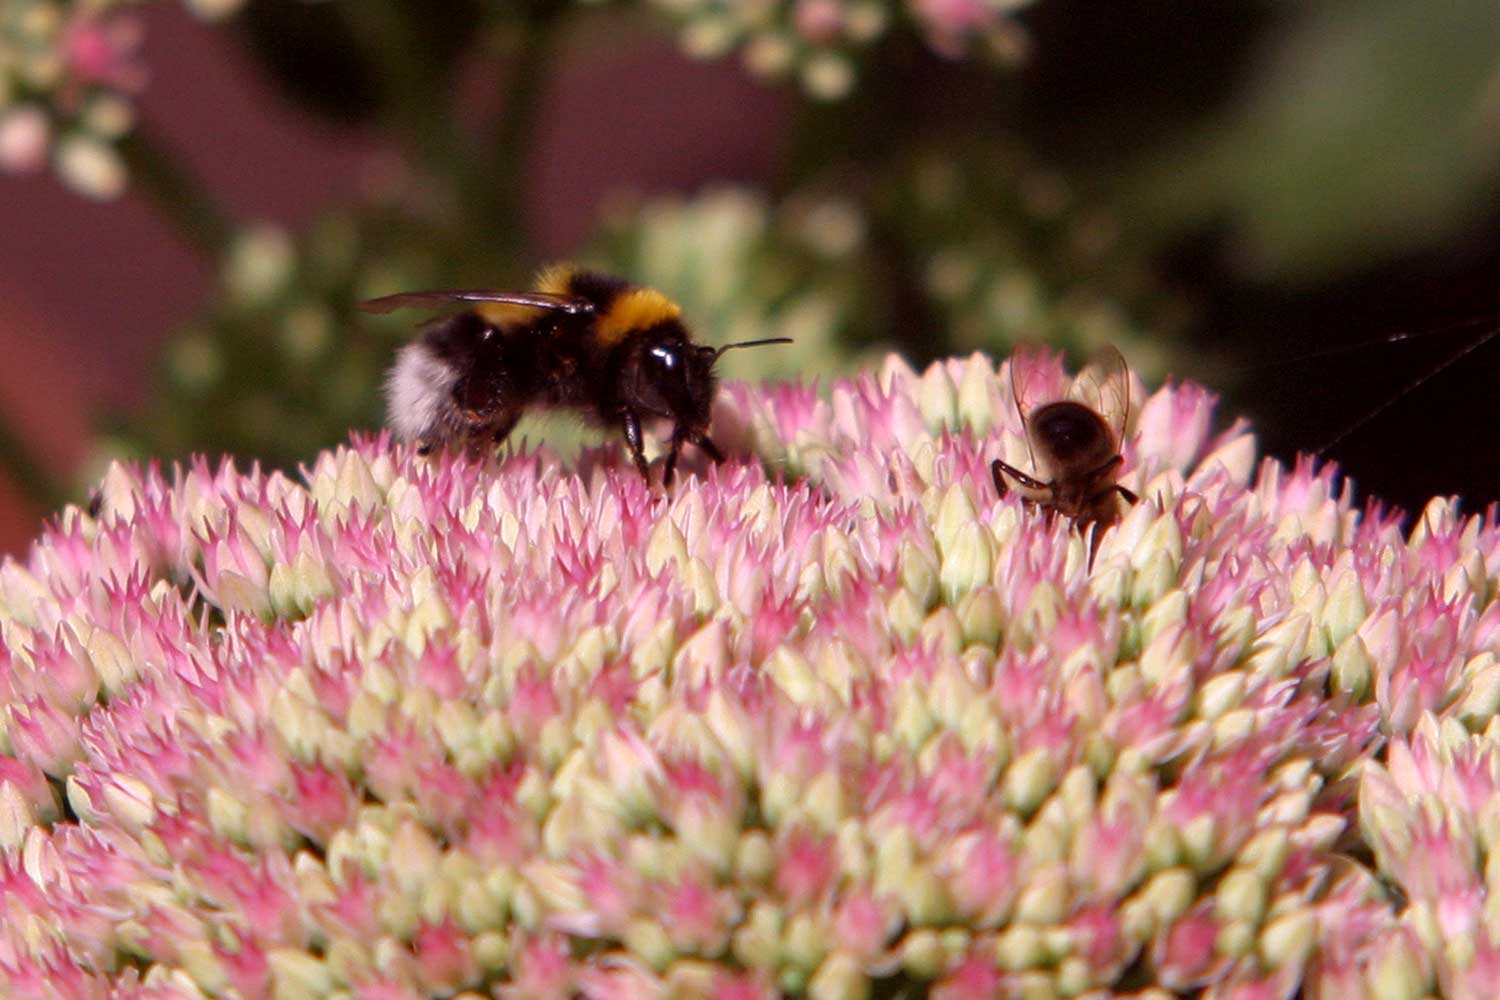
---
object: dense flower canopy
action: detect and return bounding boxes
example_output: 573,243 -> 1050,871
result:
2,352 -> 1498,999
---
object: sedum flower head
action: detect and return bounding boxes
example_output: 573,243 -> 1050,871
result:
3,351 -> 1499,996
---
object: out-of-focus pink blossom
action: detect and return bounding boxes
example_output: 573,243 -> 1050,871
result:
61,14 -> 147,92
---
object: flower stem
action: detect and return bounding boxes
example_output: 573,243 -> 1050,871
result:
346,0 -> 502,230
483,1 -> 567,256
117,129 -> 235,258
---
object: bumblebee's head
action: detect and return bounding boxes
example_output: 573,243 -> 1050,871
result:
618,324 -> 720,431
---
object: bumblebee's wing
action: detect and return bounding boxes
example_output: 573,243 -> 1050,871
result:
358,289 -> 595,315
1068,344 -> 1130,444
1009,344 -> 1068,477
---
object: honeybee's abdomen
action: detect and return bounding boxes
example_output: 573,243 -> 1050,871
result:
1031,401 -> 1114,468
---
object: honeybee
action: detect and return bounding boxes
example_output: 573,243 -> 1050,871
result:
991,345 -> 1139,546
364,265 -> 792,486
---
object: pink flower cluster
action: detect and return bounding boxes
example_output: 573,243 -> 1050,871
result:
1,352 -> 1497,998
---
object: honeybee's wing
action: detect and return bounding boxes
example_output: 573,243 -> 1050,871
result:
1008,344 -> 1069,478
358,290 -> 595,315
1067,344 -> 1130,444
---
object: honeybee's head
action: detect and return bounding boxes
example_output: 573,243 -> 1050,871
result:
618,323 -> 721,432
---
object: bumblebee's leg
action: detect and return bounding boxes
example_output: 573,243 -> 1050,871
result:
490,409 -> 522,446
447,402 -> 511,460
660,431 -> 727,487
696,434 -> 726,464
663,434 -> 683,488
621,409 -> 651,482
459,409 -> 524,461
992,458 -> 1047,492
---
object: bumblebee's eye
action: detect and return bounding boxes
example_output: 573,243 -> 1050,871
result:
649,344 -> 680,370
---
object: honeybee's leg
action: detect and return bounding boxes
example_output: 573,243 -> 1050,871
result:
1084,485 -> 1138,505
1080,455 -> 1137,507
621,409 -> 651,482
1086,454 -> 1125,482
1085,522 -> 1104,570
992,458 -> 1048,493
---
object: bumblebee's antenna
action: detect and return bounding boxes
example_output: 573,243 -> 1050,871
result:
714,337 -> 794,358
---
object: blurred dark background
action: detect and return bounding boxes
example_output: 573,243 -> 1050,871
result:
2,0 -> 1499,552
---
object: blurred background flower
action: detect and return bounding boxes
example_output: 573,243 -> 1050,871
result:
2,0 -> 1500,549
1,0 -> 243,197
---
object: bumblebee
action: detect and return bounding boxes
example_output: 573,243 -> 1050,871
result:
365,266 -> 791,486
